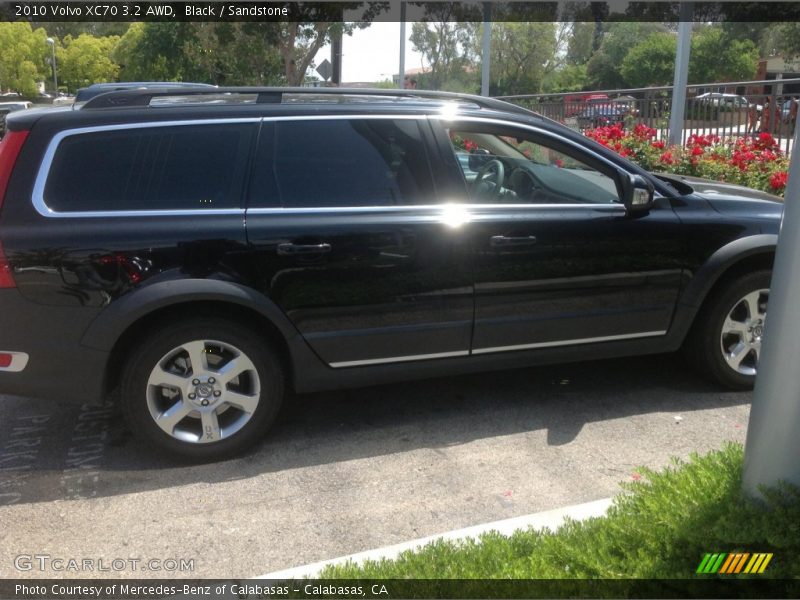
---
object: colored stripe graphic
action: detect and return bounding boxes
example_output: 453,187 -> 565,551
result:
758,554 -> 773,573
733,553 -> 750,573
697,553 -> 728,574
719,554 -> 735,573
696,554 -> 713,574
698,552 -> 774,575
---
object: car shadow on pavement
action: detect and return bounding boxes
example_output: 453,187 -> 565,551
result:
0,352 -> 750,505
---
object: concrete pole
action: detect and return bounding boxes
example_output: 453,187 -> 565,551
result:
398,2 -> 406,88
46,37 -> 58,94
481,2 -> 491,97
742,122 -> 800,497
667,2 -> 693,146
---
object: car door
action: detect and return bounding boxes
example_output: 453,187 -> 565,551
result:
432,118 -> 684,355
244,116 -> 473,367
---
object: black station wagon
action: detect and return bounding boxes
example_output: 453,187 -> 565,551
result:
0,87 -> 780,459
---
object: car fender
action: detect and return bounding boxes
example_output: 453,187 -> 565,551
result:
80,278 -> 302,352
679,233 -> 777,309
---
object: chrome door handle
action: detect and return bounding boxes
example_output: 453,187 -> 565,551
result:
490,235 -> 537,247
276,243 -> 332,256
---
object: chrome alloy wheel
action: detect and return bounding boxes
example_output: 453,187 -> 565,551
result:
146,339 -> 261,444
720,289 -> 769,377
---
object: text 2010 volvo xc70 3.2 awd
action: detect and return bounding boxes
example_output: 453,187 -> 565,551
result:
0,87 -> 780,459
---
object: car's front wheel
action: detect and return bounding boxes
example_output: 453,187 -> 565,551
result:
688,270 -> 771,389
121,318 -> 284,460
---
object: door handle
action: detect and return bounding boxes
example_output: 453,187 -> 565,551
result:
490,235 -> 537,248
276,242 -> 332,256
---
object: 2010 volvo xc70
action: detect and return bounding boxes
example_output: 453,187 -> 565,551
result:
0,87 -> 779,459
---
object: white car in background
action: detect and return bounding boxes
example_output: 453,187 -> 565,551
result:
695,92 -> 762,113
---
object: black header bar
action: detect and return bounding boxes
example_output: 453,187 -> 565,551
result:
2,578 -> 800,599
3,1 -> 800,23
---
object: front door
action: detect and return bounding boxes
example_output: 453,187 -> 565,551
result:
435,120 -> 684,355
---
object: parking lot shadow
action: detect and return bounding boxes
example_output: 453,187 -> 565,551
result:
0,352 -> 750,505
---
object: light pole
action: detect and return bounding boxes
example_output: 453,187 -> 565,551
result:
46,37 -> 57,95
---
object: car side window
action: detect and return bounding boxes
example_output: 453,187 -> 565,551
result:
43,123 -> 254,212
249,118 -> 435,209
447,126 -> 621,205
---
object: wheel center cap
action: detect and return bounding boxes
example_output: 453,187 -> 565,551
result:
196,384 -> 213,398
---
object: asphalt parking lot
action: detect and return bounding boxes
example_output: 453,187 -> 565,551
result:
0,353 -> 751,579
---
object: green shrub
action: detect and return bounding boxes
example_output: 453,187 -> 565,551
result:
320,444 -> 800,580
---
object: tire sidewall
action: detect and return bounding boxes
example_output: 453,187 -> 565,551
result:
121,318 -> 284,461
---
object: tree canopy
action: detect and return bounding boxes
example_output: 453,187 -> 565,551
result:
0,16 -> 791,100
0,22 -> 49,97
58,33 -> 120,92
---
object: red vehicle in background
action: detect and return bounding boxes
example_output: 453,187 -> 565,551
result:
564,93 -> 610,117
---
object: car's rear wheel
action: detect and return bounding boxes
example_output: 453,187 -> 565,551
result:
688,270 -> 771,389
121,318 -> 284,460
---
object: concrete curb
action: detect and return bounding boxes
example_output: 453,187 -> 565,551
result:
257,497 -> 614,579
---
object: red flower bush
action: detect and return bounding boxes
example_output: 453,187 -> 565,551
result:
770,171 -> 788,192
582,123 -> 788,198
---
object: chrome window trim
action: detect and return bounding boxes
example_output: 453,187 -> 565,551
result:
32,118 -> 260,219
32,112 -> 647,218
0,351 -> 30,373
472,331 -> 667,355
246,204 -> 627,215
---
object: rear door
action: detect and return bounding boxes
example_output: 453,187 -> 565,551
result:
244,116 -> 473,368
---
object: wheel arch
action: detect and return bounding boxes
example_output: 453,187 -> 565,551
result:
680,234 -> 776,310
79,279 -> 311,397
674,235 -> 775,348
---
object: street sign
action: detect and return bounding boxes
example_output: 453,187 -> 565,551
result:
316,59 -> 332,82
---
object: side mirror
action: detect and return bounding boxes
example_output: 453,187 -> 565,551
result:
622,173 -> 655,213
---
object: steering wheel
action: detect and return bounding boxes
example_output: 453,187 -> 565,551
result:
471,159 -> 505,201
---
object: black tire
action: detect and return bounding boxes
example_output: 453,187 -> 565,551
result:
121,317 -> 284,461
687,270 -> 771,390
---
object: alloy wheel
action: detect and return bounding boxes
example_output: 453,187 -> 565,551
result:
720,288 -> 769,376
145,339 -> 261,444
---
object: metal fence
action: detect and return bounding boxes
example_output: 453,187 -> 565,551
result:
498,78 -> 800,155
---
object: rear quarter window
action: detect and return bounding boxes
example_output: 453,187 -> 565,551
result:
41,123 -> 255,212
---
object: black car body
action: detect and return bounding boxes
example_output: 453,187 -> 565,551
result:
0,87 -> 781,459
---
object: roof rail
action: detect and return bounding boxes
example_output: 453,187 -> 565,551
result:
80,86 -> 540,117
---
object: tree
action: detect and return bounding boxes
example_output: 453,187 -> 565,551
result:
586,22 -> 668,89
474,22 -> 558,96
690,26 -> 758,84
32,22 -> 129,39
542,64 -> 589,93
620,32 -> 677,88
618,26 -> 759,90
773,23 -> 800,59
565,22 -> 595,66
114,23 -> 199,81
0,22 -> 48,97
274,3 -> 384,86
410,11 -> 472,91
57,34 -> 120,92
181,23 -> 284,85
114,10 -> 381,87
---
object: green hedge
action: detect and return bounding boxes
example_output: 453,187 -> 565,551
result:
320,444 -> 800,579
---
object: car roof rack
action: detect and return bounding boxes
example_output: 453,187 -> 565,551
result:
80,86 -> 539,118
